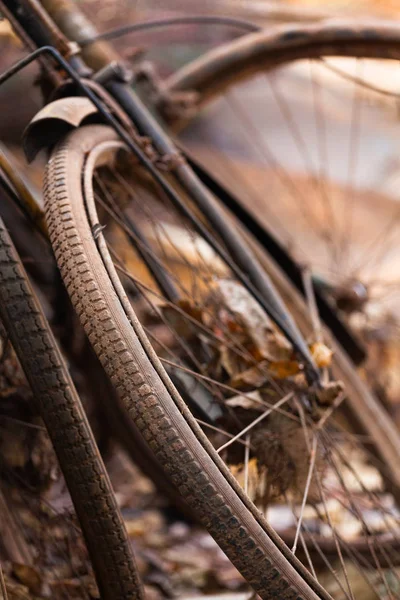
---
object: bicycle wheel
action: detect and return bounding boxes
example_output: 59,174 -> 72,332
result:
160,20 -> 400,444
44,121 -> 400,599
0,216 -> 143,599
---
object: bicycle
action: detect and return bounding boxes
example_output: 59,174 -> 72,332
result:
1,1 -> 400,598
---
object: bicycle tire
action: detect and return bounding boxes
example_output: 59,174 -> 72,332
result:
0,216 -> 143,600
44,123 -> 333,600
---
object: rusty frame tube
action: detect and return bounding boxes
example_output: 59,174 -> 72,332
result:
0,147 -> 47,236
40,0 -> 122,71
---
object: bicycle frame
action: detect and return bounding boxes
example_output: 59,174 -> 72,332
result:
0,0 -> 324,383
36,0 -> 367,366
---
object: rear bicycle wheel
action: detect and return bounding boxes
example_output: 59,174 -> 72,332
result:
44,122 -> 400,599
159,18 -> 400,475
162,20 -> 400,381
0,216 -> 143,600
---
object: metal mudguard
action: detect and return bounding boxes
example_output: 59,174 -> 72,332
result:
23,97 -> 99,162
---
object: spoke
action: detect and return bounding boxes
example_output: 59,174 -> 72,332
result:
216,392 -> 293,453
313,490 -> 355,600
96,172 -> 179,300
267,68 -> 342,266
201,140 -> 299,252
292,435 -> 318,555
160,357 -> 298,422
302,267 -> 323,343
94,183 -> 182,290
368,278 -> 400,293
266,71 -> 318,174
315,391 -> 346,431
309,59 -> 342,271
326,420 -> 400,493
325,448 -> 374,534
327,434 -> 400,530
285,493 -> 319,580
111,164 -> 223,295
299,532 -> 318,581
111,254 -> 285,395
341,541 -> 384,599
97,173 -> 213,302
296,401 -> 355,600
226,91 -> 331,249
339,59 -> 364,272
195,419 -> 250,448
110,249 -> 227,403
144,325 -> 242,426
378,544 -> 400,588
368,541 -> 396,600
321,433 -> 400,582
301,519 -> 354,599
244,433 -> 251,495
349,209 -> 400,278
321,57 -> 400,99
0,562 -> 8,600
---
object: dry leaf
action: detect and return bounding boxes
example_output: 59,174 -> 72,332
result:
316,380 -> 344,405
230,458 -> 260,500
268,360 -> 300,379
230,362 -> 269,388
12,564 -> 42,595
161,299 -> 205,339
310,342 -> 333,368
206,280 -> 291,361
219,344 -> 248,380
225,390 -> 264,411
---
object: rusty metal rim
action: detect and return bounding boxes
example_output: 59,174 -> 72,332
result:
164,18 -> 400,120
